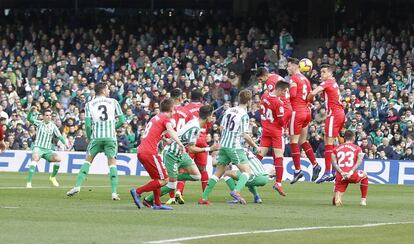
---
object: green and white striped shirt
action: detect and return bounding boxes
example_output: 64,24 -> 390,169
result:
85,96 -> 123,140
245,149 -> 267,176
166,119 -> 200,156
220,106 -> 249,149
30,114 -> 63,150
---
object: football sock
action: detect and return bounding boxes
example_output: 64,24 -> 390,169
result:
361,177 -> 368,198
234,172 -> 249,193
27,164 -> 37,183
200,170 -> 209,191
136,179 -> 161,194
291,143 -> 301,171
248,186 -> 258,197
154,188 -> 162,206
202,175 -> 219,200
224,176 -> 236,191
75,162 -> 91,187
51,164 -> 60,177
324,144 -> 334,173
177,173 -> 199,181
109,165 -> 118,194
177,181 -> 186,195
168,190 -> 175,198
301,141 -> 317,165
146,184 -> 174,202
275,157 -> 284,183
256,154 -> 263,161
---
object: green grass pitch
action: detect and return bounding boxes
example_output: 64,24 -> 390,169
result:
1,172 -> 413,243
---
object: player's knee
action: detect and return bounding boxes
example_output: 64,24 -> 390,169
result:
167,181 -> 177,189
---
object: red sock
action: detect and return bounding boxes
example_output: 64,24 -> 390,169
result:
136,179 -> 161,194
154,188 -> 162,206
324,144 -> 334,173
256,154 -> 263,161
274,156 -> 283,183
200,170 -> 209,192
360,177 -> 368,198
176,181 -> 185,194
301,141 -> 317,165
168,189 -> 175,198
291,143 -> 301,170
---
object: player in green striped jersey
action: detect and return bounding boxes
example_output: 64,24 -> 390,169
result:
224,149 -> 269,204
26,106 -> 69,188
143,105 -> 220,207
199,90 -> 259,205
67,83 -> 126,200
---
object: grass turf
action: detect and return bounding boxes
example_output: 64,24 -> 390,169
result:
0,172 -> 413,243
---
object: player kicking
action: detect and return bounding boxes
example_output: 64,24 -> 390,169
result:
26,107 -> 69,188
142,105 -> 220,207
199,90 -> 259,205
130,98 -> 185,210
307,64 -> 345,183
331,130 -> 368,206
224,149 -> 269,204
67,83 -> 125,200
287,58 -> 321,184
257,80 -> 289,196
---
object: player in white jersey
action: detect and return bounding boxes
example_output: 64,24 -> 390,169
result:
67,83 -> 125,200
199,90 -> 259,205
26,107 -> 69,188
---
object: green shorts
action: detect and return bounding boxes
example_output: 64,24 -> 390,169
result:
32,146 -> 55,161
163,151 -> 195,178
217,148 -> 249,166
236,171 -> 268,187
87,139 -> 117,158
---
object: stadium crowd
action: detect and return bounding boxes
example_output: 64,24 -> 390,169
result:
1,10 -> 414,161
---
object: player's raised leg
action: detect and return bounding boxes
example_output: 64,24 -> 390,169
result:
26,150 -> 41,188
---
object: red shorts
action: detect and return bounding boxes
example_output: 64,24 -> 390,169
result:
259,132 -> 284,150
283,108 -> 292,130
289,110 -> 311,135
334,170 -> 366,193
325,111 -> 345,137
189,137 -> 208,167
137,152 -> 168,180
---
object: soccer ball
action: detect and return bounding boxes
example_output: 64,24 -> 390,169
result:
299,58 -> 313,73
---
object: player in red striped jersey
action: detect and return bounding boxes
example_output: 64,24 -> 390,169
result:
287,58 -> 321,184
331,130 -> 368,206
307,64 -> 346,183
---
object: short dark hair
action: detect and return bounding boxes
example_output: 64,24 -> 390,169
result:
199,105 -> 213,119
287,57 -> 299,65
344,130 -> 355,141
239,89 -> 252,105
170,88 -> 182,100
43,109 -> 52,115
190,89 -> 203,102
95,82 -> 108,95
256,67 -> 269,77
320,64 -> 334,73
160,98 -> 174,112
275,80 -> 290,91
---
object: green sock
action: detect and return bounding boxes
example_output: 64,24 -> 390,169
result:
248,186 -> 258,197
234,172 -> 249,193
225,177 -> 236,191
146,185 -> 173,202
75,162 -> 91,187
109,166 -> 118,194
202,176 -> 219,200
51,164 -> 60,177
27,165 -> 36,183
177,173 -> 198,181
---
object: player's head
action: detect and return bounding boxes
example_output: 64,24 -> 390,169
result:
170,88 -> 183,103
95,82 -> 109,97
343,130 -> 355,143
274,80 -> 290,96
160,98 -> 174,116
239,89 -> 252,106
190,89 -> 203,102
287,57 -> 299,75
256,67 -> 269,83
43,109 -> 52,123
320,64 -> 334,81
199,105 -> 214,124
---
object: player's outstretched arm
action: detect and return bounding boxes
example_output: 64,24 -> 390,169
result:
307,86 -> 324,102
243,133 -> 259,151
187,143 -> 220,154
85,117 -> 92,140
27,106 -> 41,125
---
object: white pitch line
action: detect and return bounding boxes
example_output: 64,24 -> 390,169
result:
146,221 -> 414,244
0,206 -> 20,209
0,185 -> 131,190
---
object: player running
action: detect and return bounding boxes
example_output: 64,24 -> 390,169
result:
67,83 -> 126,200
287,57 -> 321,184
142,105 -> 220,208
331,130 -> 368,206
256,78 -> 290,196
224,149 -> 269,204
130,98 -> 185,210
307,64 -> 345,183
26,107 -> 69,188
199,90 -> 259,205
